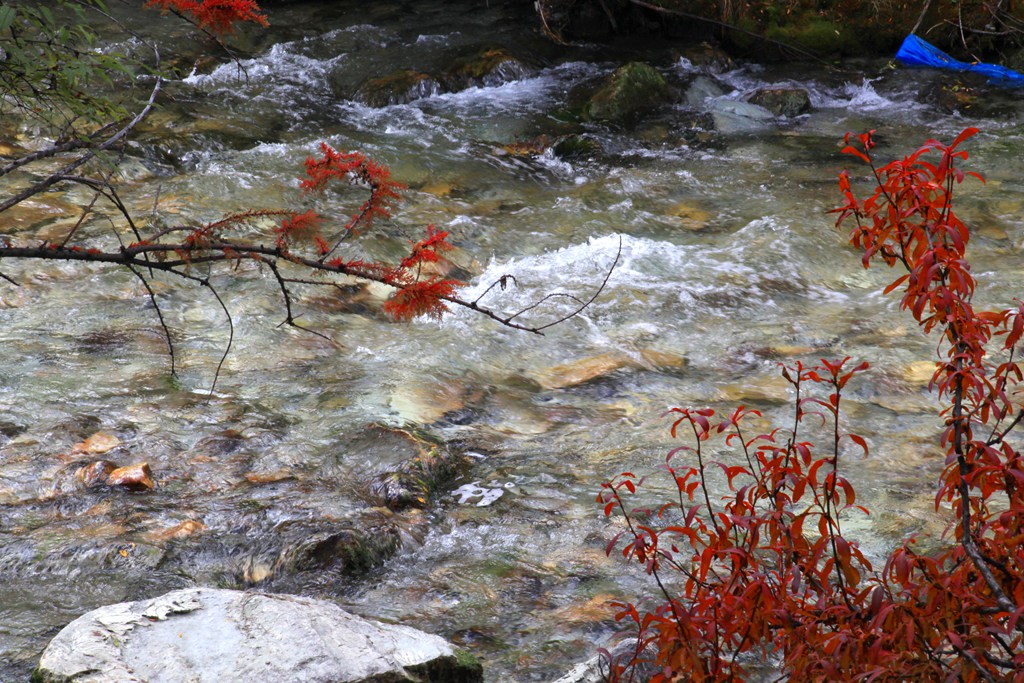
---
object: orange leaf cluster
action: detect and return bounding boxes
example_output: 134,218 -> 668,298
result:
400,225 -> 454,270
297,144 -> 461,322
274,209 -> 323,251
382,278 -> 461,322
144,0 -> 268,35
301,143 -> 403,238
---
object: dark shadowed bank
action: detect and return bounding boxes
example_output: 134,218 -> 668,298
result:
526,0 -> 1024,62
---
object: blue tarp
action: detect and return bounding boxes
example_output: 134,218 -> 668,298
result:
896,34 -> 1024,86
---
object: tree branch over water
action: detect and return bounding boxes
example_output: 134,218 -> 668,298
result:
0,2 -> 617,392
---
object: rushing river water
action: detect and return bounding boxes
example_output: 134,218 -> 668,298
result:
2,1 -> 1024,680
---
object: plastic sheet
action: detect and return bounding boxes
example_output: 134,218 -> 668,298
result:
896,34 -> 1024,86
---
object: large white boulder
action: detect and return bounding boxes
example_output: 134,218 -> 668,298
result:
34,588 -> 481,683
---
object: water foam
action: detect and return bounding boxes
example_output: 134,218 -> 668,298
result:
184,43 -> 343,92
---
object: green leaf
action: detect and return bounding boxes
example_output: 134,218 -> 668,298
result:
0,6 -> 16,33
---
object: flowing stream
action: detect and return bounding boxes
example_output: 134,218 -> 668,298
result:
2,1 -> 1024,680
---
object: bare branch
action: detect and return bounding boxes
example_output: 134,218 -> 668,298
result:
125,262 -> 178,377
0,75 -> 162,214
533,234 -> 621,332
0,137 -> 95,178
472,273 -> 518,305
200,277 -> 233,397
261,257 -> 340,347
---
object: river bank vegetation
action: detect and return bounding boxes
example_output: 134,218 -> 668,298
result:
537,0 -> 1024,61
2,1 -> 1024,681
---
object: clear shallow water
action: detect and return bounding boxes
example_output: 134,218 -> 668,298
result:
2,2 -> 1024,680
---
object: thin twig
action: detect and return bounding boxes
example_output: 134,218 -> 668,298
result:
910,0 -> 934,36
533,234 -> 621,332
126,263 -> 177,377
200,277 -> 233,398
0,75 -> 163,214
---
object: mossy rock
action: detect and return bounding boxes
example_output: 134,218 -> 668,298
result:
748,87 -> 812,117
445,48 -> 531,89
403,648 -> 483,683
355,69 -> 446,107
276,518 -> 401,575
583,61 -> 672,124
368,443 -> 471,511
552,134 -> 603,159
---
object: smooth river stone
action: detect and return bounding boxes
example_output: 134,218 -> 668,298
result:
531,353 -> 634,390
106,462 -> 155,491
71,432 -> 122,455
34,588 -> 482,683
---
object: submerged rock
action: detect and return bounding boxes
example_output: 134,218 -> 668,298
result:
748,87 -> 812,117
552,134 -> 603,159
75,460 -> 116,488
354,69 -> 447,107
583,62 -> 672,124
71,431 -> 122,455
368,443 -> 471,511
145,519 -> 207,543
531,353 -> 635,390
666,201 -> 712,231
34,587 -> 482,683
275,520 -> 401,575
708,98 -> 775,133
445,48 -> 532,90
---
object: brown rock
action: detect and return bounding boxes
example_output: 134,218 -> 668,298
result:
532,353 -> 635,390
244,469 -> 294,484
718,375 -> 792,404
420,182 -> 455,197
106,463 -> 155,491
681,41 -> 735,72
638,348 -> 688,371
446,48 -> 531,89
0,141 -> 27,157
498,136 -> 552,158
72,432 -> 121,455
243,560 -> 273,584
551,594 -> 619,625
903,361 -> 938,387
146,519 -> 207,542
76,460 -> 116,487
389,378 -> 482,424
667,202 -> 712,230
5,198 -> 79,234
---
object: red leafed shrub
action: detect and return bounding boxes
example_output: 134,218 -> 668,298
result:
599,128 -> 1024,681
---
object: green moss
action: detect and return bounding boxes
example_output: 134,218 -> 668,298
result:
552,134 -> 602,159
398,650 -> 483,682
583,62 -> 671,124
454,647 -> 481,671
764,17 -> 860,57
